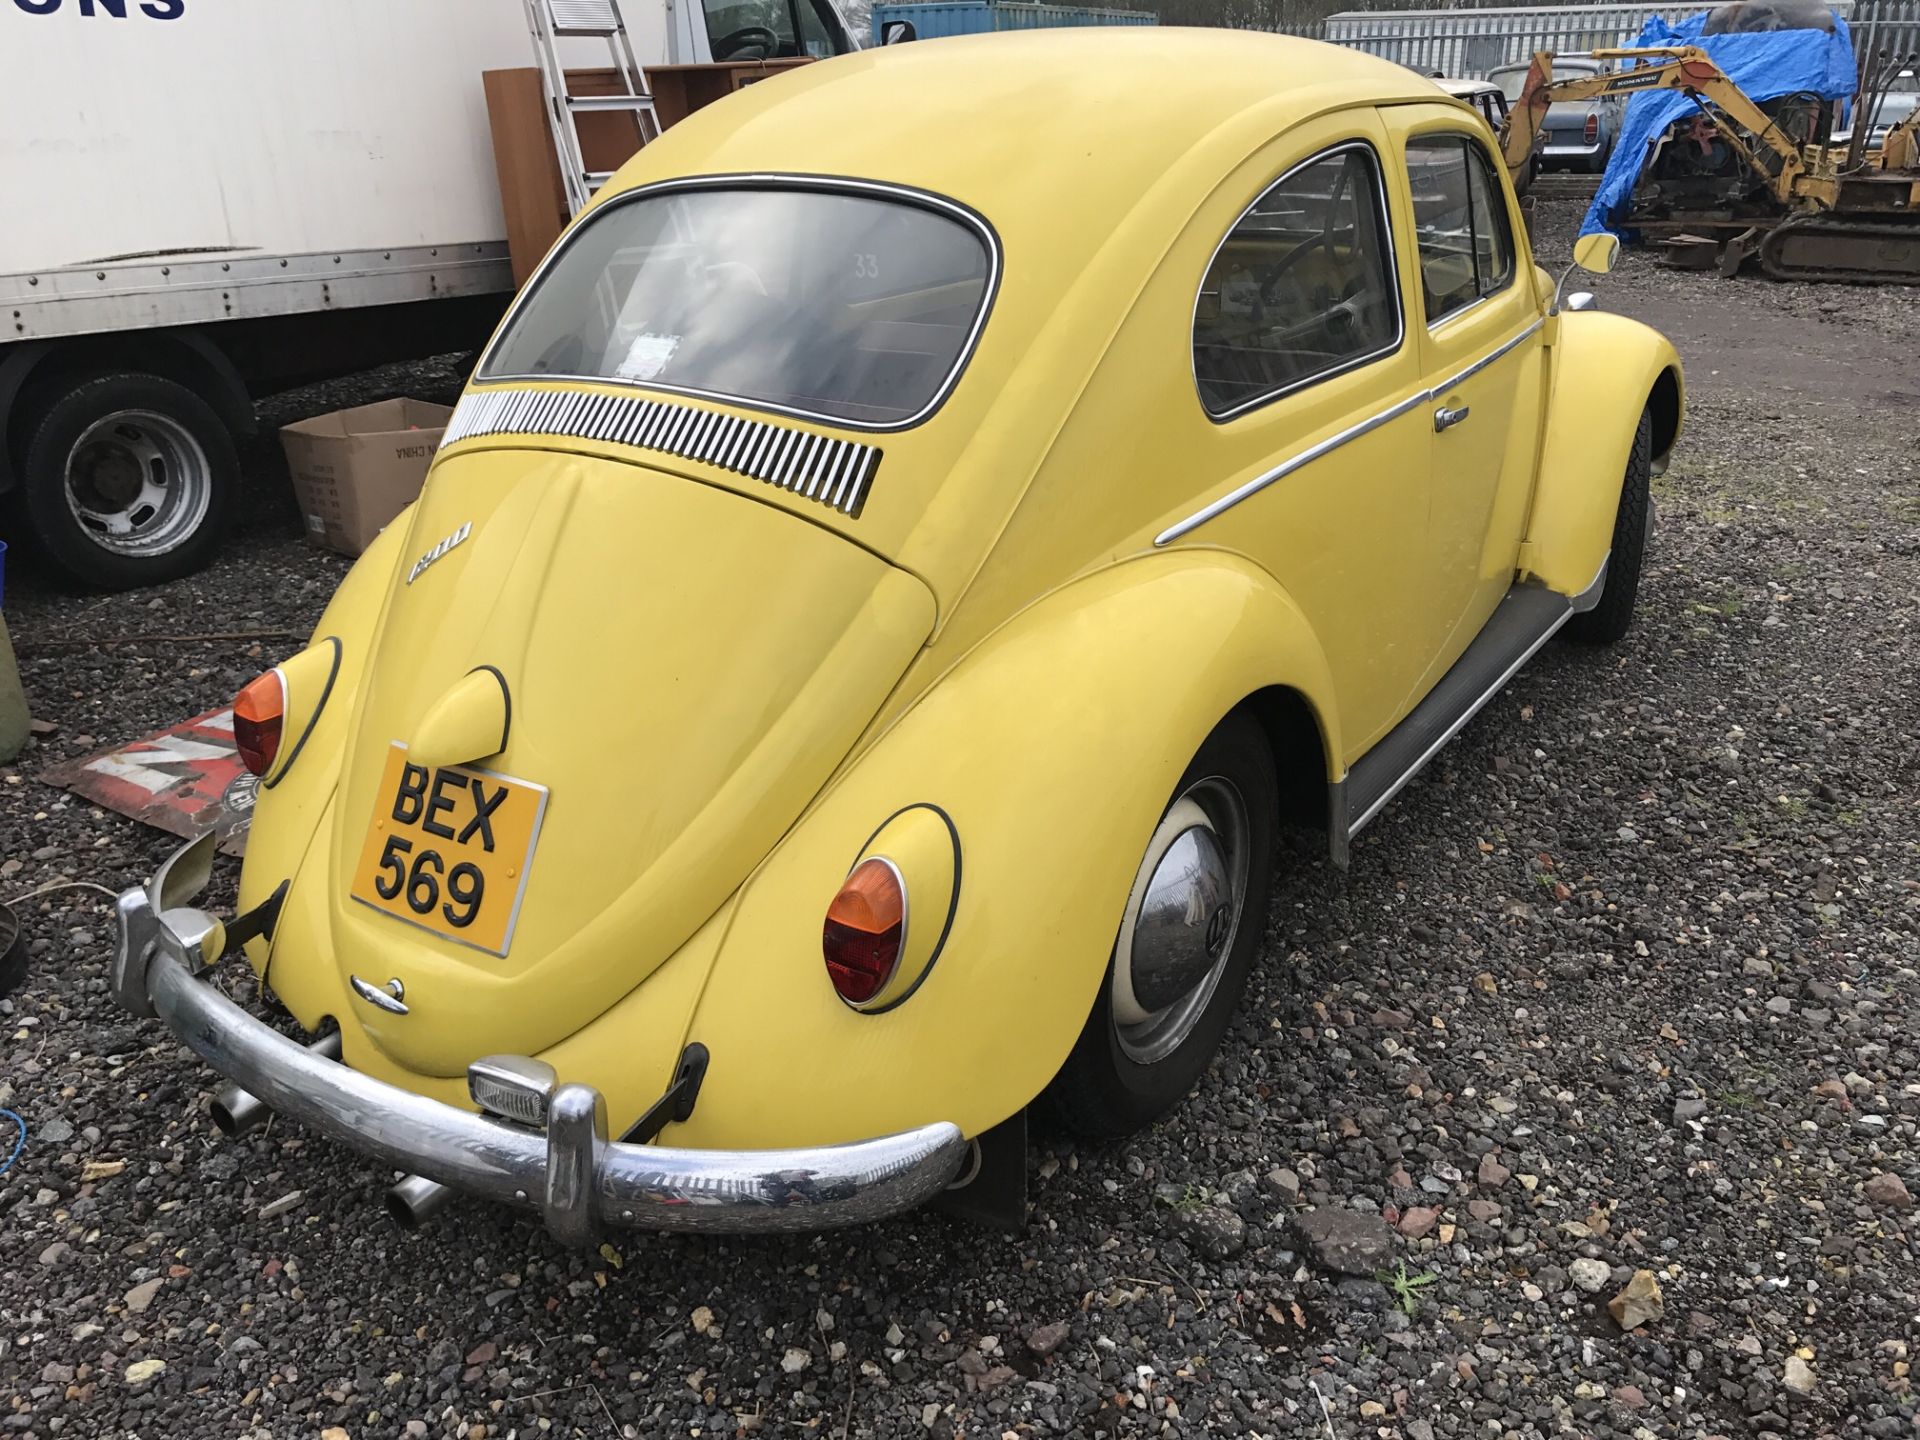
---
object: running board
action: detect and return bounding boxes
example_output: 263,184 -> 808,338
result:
1329,583 -> 1573,865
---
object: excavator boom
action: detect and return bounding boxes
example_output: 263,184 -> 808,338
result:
1495,46 -> 1920,285
1498,46 -> 1811,201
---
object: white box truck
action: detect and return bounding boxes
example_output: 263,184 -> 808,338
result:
0,0 -> 857,588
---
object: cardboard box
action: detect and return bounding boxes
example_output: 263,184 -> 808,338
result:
279,397 -> 453,556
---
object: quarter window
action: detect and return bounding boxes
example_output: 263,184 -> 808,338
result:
1406,136 -> 1515,324
1192,145 -> 1401,420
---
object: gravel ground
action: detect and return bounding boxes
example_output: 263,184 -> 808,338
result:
3,193 -> 1919,1440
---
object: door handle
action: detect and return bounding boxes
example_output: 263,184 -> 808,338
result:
1434,404 -> 1471,433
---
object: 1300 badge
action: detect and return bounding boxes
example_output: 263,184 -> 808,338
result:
349,743 -> 548,956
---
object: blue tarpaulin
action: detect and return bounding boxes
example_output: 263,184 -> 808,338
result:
1581,10 -> 1858,235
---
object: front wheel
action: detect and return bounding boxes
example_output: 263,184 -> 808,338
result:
19,372 -> 239,590
1039,710 -> 1277,1139
1565,408 -> 1652,645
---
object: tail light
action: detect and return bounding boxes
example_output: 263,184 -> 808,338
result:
823,858 -> 906,1007
1584,113 -> 1600,144
233,670 -> 286,777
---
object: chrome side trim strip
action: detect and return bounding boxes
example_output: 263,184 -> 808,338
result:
441,387 -> 882,519
1433,317 -> 1545,395
1155,317 -> 1545,548
1155,390 -> 1429,546
1348,593 -> 1572,838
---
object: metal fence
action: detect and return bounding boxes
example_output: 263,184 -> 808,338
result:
1265,0 -> 1920,80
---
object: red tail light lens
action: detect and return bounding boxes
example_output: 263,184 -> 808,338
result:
1584,113 -> 1600,143
233,670 -> 286,777
823,858 -> 906,1007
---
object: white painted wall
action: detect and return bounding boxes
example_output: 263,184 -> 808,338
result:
0,0 -> 658,272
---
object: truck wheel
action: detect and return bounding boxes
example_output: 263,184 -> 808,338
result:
1565,409 -> 1652,646
19,373 -> 238,589
1039,710 -> 1277,1139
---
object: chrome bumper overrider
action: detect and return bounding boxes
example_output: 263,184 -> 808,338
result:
111,835 -> 968,1242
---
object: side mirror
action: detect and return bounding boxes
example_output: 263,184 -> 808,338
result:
1553,232 -> 1620,314
1573,232 -> 1620,274
881,19 -> 916,43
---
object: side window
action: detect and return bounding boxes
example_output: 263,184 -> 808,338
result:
1406,136 -> 1516,324
705,0 -> 796,58
1192,144 -> 1402,420
795,0 -> 839,57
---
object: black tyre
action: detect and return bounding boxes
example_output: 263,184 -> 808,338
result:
19,372 -> 239,590
1039,710 -> 1278,1139
0,903 -> 25,1000
1565,408 -> 1652,646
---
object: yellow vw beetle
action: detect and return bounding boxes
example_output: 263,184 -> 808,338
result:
112,30 -> 1681,1240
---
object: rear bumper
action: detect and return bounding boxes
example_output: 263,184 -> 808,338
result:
112,837 -> 968,1241
1542,140 -> 1607,164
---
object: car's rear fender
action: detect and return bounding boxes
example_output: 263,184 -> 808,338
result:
1521,312 -> 1683,597
237,507 -> 415,931
663,550 -> 1343,1150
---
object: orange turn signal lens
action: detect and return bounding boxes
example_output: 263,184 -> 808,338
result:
233,670 -> 286,777
822,857 -> 906,1007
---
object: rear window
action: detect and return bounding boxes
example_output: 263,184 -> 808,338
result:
479,184 -> 997,428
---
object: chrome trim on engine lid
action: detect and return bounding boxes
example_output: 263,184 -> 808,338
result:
442,387 -> 884,519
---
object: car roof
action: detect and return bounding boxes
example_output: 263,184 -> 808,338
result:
1435,77 -> 1500,97
596,30 -> 1451,405
615,30 -> 1444,225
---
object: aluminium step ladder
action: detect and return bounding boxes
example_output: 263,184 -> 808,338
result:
526,0 -> 661,217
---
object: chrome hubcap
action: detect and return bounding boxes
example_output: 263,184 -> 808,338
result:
1111,776 -> 1250,1065
65,410 -> 212,558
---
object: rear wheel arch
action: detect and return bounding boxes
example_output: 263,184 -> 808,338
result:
1242,682 -> 1334,834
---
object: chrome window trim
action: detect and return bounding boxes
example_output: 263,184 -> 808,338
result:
1407,131 -> 1519,329
1155,315 -> 1544,546
477,173 -> 1004,435
1191,139 -> 1406,425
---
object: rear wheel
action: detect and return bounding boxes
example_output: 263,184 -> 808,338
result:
1039,711 -> 1277,1139
19,372 -> 238,589
1565,408 -> 1652,646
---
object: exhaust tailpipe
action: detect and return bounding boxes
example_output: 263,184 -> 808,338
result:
210,1030 -> 343,1138
210,1082 -> 267,1138
386,1173 -> 456,1231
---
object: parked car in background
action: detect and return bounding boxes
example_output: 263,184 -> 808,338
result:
1490,55 -> 1621,172
114,31 -> 1681,1241
1436,76 -> 1539,196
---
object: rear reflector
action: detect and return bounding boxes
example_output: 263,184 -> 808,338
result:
823,857 -> 906,1007
233,670 -> 286,777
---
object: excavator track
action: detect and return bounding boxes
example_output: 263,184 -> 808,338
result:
1757,213 -> 1920,284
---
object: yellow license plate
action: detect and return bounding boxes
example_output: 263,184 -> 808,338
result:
349,743 -> 548,957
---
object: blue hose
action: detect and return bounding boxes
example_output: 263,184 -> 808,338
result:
0,1109 -> 24,1178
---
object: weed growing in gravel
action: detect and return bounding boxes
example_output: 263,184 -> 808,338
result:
1379,1260 -> 1436,1318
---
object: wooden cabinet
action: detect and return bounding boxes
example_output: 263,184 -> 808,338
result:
483,61 -> 813,286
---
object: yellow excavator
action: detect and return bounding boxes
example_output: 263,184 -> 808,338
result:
1497,45 -> 1920,282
